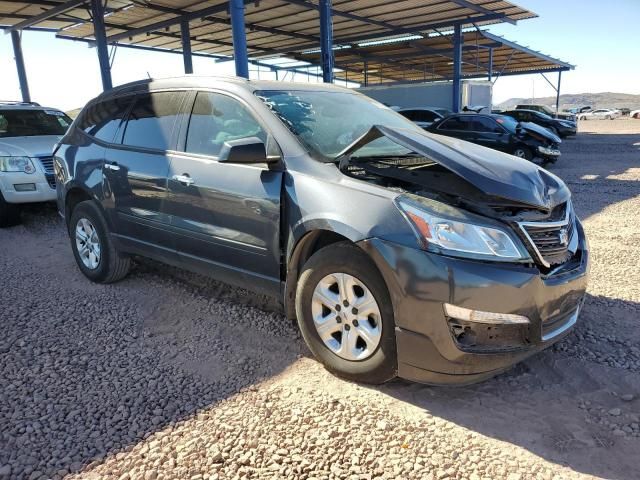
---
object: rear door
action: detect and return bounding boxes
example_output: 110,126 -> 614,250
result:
103,90 -> 187,257
163,90 -> 283,294
467,116 -> 510,151
435,115 -> 474,142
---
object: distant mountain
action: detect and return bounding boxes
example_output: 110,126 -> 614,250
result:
66,108 -> 82,119
496,92 -> 640,110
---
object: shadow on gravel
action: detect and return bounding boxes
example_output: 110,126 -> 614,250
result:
552,131 -> 640,221
375,292 -> 640,480
0,212 -> 302,480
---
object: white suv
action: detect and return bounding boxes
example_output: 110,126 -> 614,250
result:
0,102 -> 72,226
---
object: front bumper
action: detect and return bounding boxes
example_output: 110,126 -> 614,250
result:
0,171 -> 56,203
359,226 -> 589,385
537,146 -> 561,160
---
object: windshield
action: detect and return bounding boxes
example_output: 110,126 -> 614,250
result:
0,109 -> 72,138
494,115 -> 519,133
255,90 -> 421,160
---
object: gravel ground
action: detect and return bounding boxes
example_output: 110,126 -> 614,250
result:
1,118 -> 639,480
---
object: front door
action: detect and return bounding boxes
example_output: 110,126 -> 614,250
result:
163,91 -> 283,294
103,90 -> 187,256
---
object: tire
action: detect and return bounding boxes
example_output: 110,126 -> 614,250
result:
605,115 -> 611,120
512,146 -> 533,161
69,200 -> 130,283
295,242 -> 397,384
0,190 -> 21,228
634,113 -> 640,119
580,116 -> 586,121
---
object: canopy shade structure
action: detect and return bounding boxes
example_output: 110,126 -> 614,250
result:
1,1 -> 536,58
3,1 -> 568,111
296,29 -> 574,85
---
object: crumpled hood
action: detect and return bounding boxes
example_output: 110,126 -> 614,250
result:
518,121 -> 561,144
0,135 -> 62,157
338,125 -> 570,210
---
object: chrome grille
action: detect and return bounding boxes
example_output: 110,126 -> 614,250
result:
38,156 -> 54,174
518,203 -> 576,268
37,156 -> 56,189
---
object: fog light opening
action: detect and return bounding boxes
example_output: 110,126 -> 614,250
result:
14,183 -> 36,192
443,303 -> 530,325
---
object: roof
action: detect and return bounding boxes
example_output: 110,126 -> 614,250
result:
1,1 -> 536,62
297,29 -> 574,84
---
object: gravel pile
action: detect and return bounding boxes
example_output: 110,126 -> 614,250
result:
1,119 -> 639,480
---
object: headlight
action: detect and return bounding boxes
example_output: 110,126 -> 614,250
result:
395,196 -> 529,262
537,146 -> 559,155
0,156 -> 36,174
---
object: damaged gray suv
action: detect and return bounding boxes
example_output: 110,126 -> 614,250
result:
55,77 -> 589,385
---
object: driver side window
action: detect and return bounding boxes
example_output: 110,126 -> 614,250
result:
184,92 -> 266,157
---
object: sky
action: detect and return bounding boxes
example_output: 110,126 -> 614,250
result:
1,0 -> 639,111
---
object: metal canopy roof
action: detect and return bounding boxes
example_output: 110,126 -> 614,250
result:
1,1 -> 536,61
297,29 -> 574,84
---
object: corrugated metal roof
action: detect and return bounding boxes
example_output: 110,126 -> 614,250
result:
297,29 -> 574,84
0,0 -> 537,61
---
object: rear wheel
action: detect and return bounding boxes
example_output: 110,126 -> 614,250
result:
512,146 -> 533,161
69,200 -> 130,283
0,190 -> 21,228
605,115 -> 611,120
295,242 -> 397,384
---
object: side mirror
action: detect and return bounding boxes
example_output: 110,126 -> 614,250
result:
218,137 -> 273,164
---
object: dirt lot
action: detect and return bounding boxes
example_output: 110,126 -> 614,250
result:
1,119 -> 639,480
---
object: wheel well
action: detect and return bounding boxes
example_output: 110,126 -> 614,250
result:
284,230 -> 353,321
65,188 -> 92,226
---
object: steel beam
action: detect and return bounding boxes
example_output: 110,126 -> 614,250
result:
10,30 -> 31,103
318,0 -> 334,83
230,0 -> 249,78
488,47 -> 493,82
449,0 -> 516,24
452,23 -> 462,112
556,70 -> 562,113
180,20 -> 193,74
90,0 -> 112,91
106,1 -> 253,44
4,0 -> 87,33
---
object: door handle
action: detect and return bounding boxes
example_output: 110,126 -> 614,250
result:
172,174 -> 194,186
104,162 -> 120,171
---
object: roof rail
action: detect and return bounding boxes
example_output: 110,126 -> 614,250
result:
0,100 -> 41,106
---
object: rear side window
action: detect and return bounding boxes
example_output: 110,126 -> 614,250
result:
184,92 -> 266,157
79,96 -> 133,143
438,116 -> 470,131
472,117 -> 503,133
122,92 -> 184,151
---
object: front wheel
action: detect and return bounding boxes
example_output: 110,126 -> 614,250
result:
295,242 -> 397,384
69,200 -> 130,283
512,146 -> 533,161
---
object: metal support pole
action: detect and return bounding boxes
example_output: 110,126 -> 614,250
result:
230,0 -> 249,78
319,0 -> 334,83
452,23 -> 462,112
90,0 -> 113,90
487,47 -> 493,82
10,30 -> 30,103
363,60 -> 368,87
180,20 -> 193,74
555,70 -> 562,114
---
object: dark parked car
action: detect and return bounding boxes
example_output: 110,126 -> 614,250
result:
55,77 -> 588,385
397,107 -> 451,129
502,109 -> 576,138
427,113 -> 562,163
515,104 -> 576,122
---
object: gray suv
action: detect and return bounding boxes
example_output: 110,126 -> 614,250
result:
55,77 -> 589,385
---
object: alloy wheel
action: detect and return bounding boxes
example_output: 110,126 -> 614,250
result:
311,272 -> 382,361
75,217 -> 101,270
